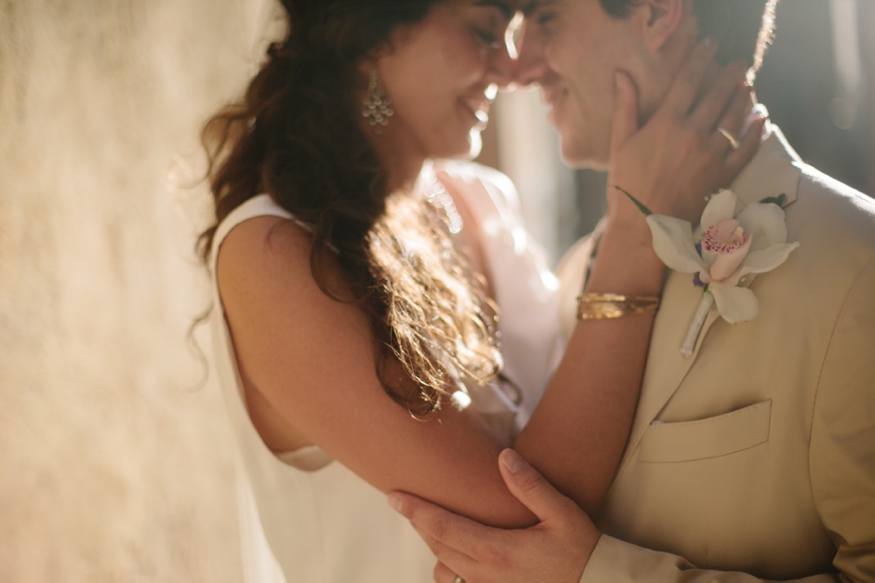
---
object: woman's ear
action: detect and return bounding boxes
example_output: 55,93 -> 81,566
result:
631,0 -> 687,52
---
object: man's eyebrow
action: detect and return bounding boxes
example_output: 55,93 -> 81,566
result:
474,0 -> 515,21
521,0 -> 556,16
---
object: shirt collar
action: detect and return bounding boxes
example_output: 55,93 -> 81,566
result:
729,105 -> 804,208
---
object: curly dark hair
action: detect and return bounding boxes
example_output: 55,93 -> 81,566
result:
600,0 -> 779,80
199,0 -> 502,414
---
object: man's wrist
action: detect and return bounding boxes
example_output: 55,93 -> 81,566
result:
575,530 -> 601,583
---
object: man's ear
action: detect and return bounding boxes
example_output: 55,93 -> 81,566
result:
632,0 -> 687,51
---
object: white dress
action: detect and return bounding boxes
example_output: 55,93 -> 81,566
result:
209,162 -> 563,583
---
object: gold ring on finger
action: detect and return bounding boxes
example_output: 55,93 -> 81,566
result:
717,127 -> 740,149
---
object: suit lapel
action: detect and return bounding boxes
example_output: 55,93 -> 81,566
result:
619,270 -> 721,466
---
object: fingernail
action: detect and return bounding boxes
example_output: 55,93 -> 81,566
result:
500,449 -> 528,474
388,494 -> 403,514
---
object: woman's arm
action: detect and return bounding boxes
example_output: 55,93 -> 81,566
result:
218,215 -> 537,528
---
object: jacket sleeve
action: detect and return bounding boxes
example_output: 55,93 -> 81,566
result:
580,258 -> 875,583
580,535 -> 838,582
810,257 -> 875,582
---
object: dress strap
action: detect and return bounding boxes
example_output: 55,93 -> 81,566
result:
209,194 -> 303,271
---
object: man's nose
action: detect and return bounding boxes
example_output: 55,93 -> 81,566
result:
513,22 -> 549,87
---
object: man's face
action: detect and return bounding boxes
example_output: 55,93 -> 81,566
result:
515,0 -> 655,170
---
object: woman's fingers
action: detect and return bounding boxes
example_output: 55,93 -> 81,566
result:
709,83 -> 754,154
609,71 -> 639,155
689,60 -> 749,133
661,37 -> 718,119
724,114 -> 767,176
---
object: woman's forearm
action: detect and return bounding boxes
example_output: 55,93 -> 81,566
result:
514,213 -> 665,516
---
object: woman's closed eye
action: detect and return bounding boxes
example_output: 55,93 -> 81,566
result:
467,1 -> 513,50
473,26 -> 503,49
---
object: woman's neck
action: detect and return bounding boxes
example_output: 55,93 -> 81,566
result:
363,122 -> 426,192
383,152 -> 426,193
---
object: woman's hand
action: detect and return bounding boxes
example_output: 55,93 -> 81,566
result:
389,449 -> 599,583
608,37 -> 766,228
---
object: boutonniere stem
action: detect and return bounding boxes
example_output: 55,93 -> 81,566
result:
681,293 -> 714,357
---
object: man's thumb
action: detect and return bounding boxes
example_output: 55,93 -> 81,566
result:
498,449 -> 567,523
610,70 -> 638,153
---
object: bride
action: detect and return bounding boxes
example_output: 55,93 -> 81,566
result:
199,0 -> 758,580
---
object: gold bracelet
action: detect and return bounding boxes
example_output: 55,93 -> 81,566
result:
576,293 -> 660,320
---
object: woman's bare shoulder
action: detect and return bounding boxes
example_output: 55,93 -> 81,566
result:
217,215 -> 313,284
216,215 -> 347,312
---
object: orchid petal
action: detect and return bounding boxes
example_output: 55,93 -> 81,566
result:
710,283 -> 759,324
739,242 -> 800,274
702,250 -> 717,268
709,233 -> 753,282
701,189 -> 739,230
645,215 -> 706,273
736,203 -> 788,250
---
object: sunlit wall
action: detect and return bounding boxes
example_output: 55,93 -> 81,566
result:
0,1 -> 266,581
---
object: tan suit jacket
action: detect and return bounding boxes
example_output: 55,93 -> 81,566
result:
557,125 -> 875,582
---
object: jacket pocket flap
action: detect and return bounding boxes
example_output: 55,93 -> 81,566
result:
639,400 -> 771,463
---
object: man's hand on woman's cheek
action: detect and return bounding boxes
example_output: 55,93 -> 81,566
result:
389,448 -> 600,583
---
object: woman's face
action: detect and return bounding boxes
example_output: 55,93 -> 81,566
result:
374,0 -> 517,165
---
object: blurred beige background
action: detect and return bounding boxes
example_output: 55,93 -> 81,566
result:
0,1 -> 272,581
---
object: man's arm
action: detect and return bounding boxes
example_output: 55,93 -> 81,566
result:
389,448 -> 598,583
390,450 -> 837,583
391,260 -> 875,582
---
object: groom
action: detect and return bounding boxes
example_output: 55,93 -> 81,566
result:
391,0 -> 875,580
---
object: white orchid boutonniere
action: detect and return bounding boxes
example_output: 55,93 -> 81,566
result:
619,188 -> 800,357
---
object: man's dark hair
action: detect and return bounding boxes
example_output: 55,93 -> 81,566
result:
599,0 -> 779,80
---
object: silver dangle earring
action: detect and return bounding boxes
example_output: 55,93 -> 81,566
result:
362,67 -> 394,134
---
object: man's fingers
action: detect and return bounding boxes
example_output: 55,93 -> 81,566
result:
434,561 -> 467,583
609,70 -> 639,153
389,492 -> 493,552
662,37 -> 718,119
412,529 -> 478,582
497,449 -> 574,524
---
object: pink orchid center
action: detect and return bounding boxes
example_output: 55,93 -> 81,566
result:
702,218 -> 753,282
